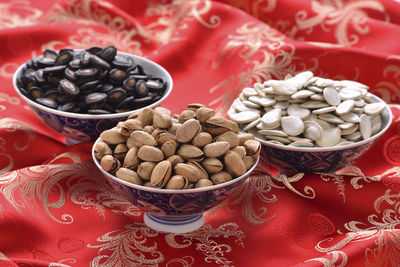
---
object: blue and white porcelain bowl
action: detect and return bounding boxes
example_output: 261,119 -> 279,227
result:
12,52 -> 172,145
258,94 -> 392,174
92,137 -> 260,233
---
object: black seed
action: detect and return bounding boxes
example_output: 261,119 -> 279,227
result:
130,74 -> 148,80
36,97 -> 58,109
135,80 -> 148,97
43,65 -> 66,74
112,55 -> 133,69
75,68 -> 98,79
81,80 -> 100,91
86,46 -> 102,55
64,68 -> 76,81
54,50 -> 73,66
59,79 -> 80,96
133,96 -> 152,105
109,69 -> 127,83
116,96 -> 134,110
128,64 -> 144,75
28,87 -> 44,99
58,102 -> 76,112
90,55 -> 110,70
59,48 -> 73,54
37,56 -> 55,67
33,70 -> 46,83
99,45 -> 117,62
68,58 -> 81,69
85,92 -> 107,106
47,74 -> 62,86
43,49 -> 58,59
97,69 -> 108,80
80,52 -> 91,66
107,88 -> 127,105
57,94 -> 75,104
43,89 -> 59,99
99,84 -> 114,93
122,77 -> 136,92
146,80 -> 164,91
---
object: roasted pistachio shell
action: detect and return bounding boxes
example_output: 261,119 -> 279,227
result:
195,107 -> 215,123
224,151 -> 246,177
204,116 -> 239,134
203,141 -> 230,158
100,155 -> 121,173
161,140 -> 178,158
201,158 -> 223,174
150,160 -> 172,188
192,132 -> 212,147
243,156 -> 255,171
215,131 -> 240,148
123,146 -> 139,169
94,141 -> 112,160
115,168 -> 142,185
175,119 -> 201,143
229,146 -> 246,158
178,109 -> 196,123
195,179 -> 214,188
166,175 -> 188,189
211,171 -> 232,185
153,110 -> 172,129
174,163 -> 202,182
129,130 -> 157,147
114,143 -> 128,161
155,132 -> 177,145
188,161 -> 209,180
166,155 -> 184,167
137,162 -> 156,180
238,133 -> 255,146
118,119 -> 143,136
137,145 -> 164,162
177,144 -> 204,161
100,128 -> 128,145
244,139 -> 261,158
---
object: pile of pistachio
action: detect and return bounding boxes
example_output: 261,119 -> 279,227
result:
94,104 -> 260,189
228,71 -> 387,147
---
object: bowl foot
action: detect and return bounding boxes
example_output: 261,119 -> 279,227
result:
144,213 -> 205,234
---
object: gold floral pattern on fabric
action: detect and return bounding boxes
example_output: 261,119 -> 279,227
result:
0,0 -> 42,29
321,173 -> 346,203
227,175 -> 278,224
0,118 -> 36,174
226,0 -> 276,19
375,65 -> 400,103
0,162 -> 141,223
165,256 -> 194,266
305,251 -> 348,266
88,223 -> 163,266
315,189 -> 400,266
294,0 -> 386,46
272,173 -> 316,199
166,223 -> 244,266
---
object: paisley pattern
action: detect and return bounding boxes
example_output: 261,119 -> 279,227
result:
0,0 -> 400,266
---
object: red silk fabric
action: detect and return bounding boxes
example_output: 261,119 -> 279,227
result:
1,0 -> 400,266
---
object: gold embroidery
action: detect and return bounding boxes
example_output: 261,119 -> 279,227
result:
295,0 -> 386,46
375,65 -> 400,103
0,0 -> 42,29
321,173 -> 346,203
305,251 -> 348,266
227,175 -> 278,224
0,62 -> 20,79
88,223 -> 164,266
166,223 -> 244,266
166,256 -> 194,266
225,0 -> 276,19
272,173 -> 316,199
315,189 -> 400,266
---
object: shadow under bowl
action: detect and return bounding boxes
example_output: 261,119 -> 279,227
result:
12,52 -> 173,145
257,94 -> 392,174
92,137 -> 260,233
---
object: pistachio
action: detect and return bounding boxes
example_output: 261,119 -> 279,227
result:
143,125 -> 155,134
186,103 -> 205,112
201,158 -> 223,174
188,161 -> 209,180
153,110 -> 172,128
161,139 -> 178,158
196,106 -> 215,123
166,154 -> 184,167
150,160 -> 172,188
175,119 -> 201,143
192,132 -> 212,147
138,108 -> 154,126
244,139 -> 261,158
114,143 -> 128,161
115,168 -> 142,185
130,130 -> 157,147
137,162 -> 156,180
229,146 -> 246,158
177,144 -> 204,161
243,156 -> 255,171
174,163 -> 202,182
100,128 -> 127,144
178,109 -> 196,123
123,146 -> 139,169
238,133 -> 255,145
211,171 -> 232,185
204,116 -> 239,135
118,119 -> 142,136
195,178 -> 214,188
101,155 -> 120,173
168,123 -> 181,134
137,145 -> 164,162
166,175 -> 188,189
203,141 -> 230,158
224,151 -> 246,177
94,141 -> 112,160
156,132 -> 177,145
215,131 -> 239,148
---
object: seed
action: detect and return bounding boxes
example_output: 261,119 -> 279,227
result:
58,79 -> 80,96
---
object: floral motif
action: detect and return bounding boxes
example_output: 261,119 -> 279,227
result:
0,0 -> 42,29
88,224 -> 163,266
320,173 -> 346,203
166,223 -> 245,266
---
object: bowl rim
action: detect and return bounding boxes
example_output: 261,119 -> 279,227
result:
12,51 -> 173,120
92,137 -> 260,194
245,93 -> 393,152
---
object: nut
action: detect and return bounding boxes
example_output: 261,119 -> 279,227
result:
211,171 -> 232,184
114,143 -> 128,161
178,109 -> 196,123
224,151 -> 246,177
166,155 -> 184,167
195,178 -> 214,188
100,128 -> 127,144
203,141 -> 230,158
192,132 -> 212,147
123,146 -> 139,169
166,175 -> 188,189
138,108 -> 154,126
175,119 -> 201,143
100,155 -> 120,173
201,158 -> 223,174
196,106 -> 215,123
94,141 -> 112,160
153,109 -> 172,128
177,144 -> 204,161
137,162 -> 156,180
229,146 -> 246,158
174,163 -> 202,182
215,131 -> 239,148
129,130 -> 157,147
150,160 -> 172,187
243,156 -> 255,171
244,139 -> 261,158
137,145 -> 164,162
116,168 -> 142,185
161,139 -> 178,158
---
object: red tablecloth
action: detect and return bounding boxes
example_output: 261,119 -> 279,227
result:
1,0 -> 400,266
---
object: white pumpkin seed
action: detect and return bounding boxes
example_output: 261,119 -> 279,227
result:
287,104 -> 310,119
281,116 -> 304,136
363,102 -> 385,116
316,127 -> 341,147
359,114 -> 372,140
229,111 -> 260,124
336,100 -> 355,115
323,87 -> 341,106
